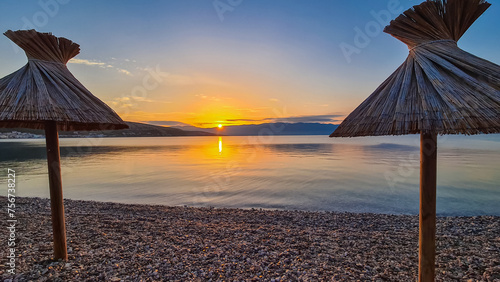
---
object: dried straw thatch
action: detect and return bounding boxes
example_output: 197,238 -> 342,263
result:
0,30 -> 128,131
331,0 -> 500,137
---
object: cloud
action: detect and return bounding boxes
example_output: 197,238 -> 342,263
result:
130,96 -> 154,103
69,58 -> 106,66
226,118 -> 264,122
130,96 -> 172,103
227,115 -> 342,124
134,68 -> 195,86
269,98 -> 279,102
192,122 -> 216,127
69,58 -> 132,76
108,96 -> 133,108
144,121 -> 193,127
117,68 -> 132,76
194,94 -> 223,101
272,114 -> 343,123
107,96 -> 171,110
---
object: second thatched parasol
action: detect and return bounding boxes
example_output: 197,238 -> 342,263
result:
0,30 -> 128,260
330,0 -> 500,281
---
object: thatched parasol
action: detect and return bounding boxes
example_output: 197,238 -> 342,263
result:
0,30 -> 128,260
330,0 -> 500,280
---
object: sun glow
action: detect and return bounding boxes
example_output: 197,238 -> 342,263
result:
218,124 -> 223,128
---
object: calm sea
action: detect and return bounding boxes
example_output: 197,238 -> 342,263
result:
1,135 -> 499,216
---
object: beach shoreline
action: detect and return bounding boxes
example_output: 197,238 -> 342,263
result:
0,196 -> 498,281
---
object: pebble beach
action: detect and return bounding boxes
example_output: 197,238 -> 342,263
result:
0,197 -> 499,281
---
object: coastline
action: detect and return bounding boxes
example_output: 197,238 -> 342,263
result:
1,197 -> 499,281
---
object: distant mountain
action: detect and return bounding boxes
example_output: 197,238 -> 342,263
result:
0,122 -> 339,138
0,122 -> 216,138
173,123 -> 339,136
106,122 -> 216,137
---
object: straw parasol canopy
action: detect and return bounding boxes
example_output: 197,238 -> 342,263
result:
0,29 -> 128,261
330,0 -> 499,281
0,29 -> 128,131
331,0 -> 500,138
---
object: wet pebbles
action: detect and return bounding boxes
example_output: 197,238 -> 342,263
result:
0,197 -> 498,281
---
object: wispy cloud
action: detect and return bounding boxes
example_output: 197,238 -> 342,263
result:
194,94 -> 223,102
226,118 -> 264,122
130,96 -> 172,103
272,114 -> 343,123
144,121 -> 193,127
107,96 -> 171,108
69,58 -> 133,76
226,114 -> 343,124
108,97 -> 133,108
117,68 -> 132,76
70,58 -> 106,66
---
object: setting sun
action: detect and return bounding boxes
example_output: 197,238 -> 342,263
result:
218,124 -> 223,129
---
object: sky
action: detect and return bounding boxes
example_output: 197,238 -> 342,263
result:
0,0 -> 499,128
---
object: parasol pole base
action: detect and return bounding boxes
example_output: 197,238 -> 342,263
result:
45,121 -> 68,261
419,132 -> 437,282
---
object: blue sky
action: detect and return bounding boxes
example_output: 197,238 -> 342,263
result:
0,0 -> 499,127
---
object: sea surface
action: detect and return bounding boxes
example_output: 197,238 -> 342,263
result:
1,135 -> 499,216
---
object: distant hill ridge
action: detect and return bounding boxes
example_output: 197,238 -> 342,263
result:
0,122 -> 339,138
0,122 -> 215,138
218,122 -> 338,136
173,122 -> 339,136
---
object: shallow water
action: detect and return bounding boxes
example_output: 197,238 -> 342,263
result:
1,134 -> 499,215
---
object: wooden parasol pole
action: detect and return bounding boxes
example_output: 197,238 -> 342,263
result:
419,132 -> 437,281
45,120 -> 68,260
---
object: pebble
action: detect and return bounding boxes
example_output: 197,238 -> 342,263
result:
0,196 -> 498,281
